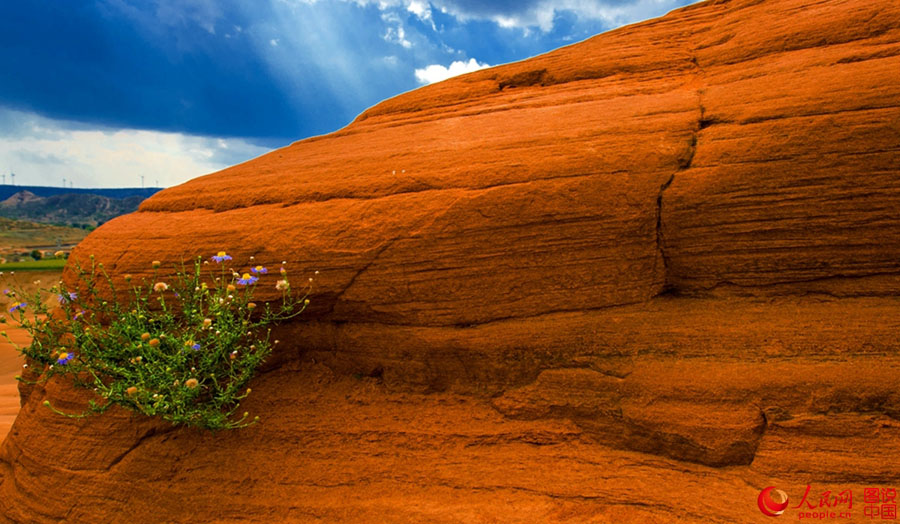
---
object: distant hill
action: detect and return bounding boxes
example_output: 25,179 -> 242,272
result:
0,190 -> 149,227
0,216 -> 88,259
0,184 -> 161,201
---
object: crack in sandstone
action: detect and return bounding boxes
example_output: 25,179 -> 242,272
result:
329,237 -> 400,311
107,241 -> 137,272
105,426 -> 175,471
330,196 -> 469,313
696,270 -> 900,294
655,54 -> 704,293
655,174 -> 676,290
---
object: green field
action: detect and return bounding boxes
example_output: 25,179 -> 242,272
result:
0,258 -> 67,271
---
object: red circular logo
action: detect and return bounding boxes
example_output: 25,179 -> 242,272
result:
758,487 -> 790,517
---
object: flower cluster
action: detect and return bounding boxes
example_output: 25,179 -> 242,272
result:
5,252 -> 312,430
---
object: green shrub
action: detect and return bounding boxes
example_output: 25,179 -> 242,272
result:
3,252 -> 311,430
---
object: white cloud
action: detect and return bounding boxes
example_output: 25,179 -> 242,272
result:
284,0 -> 698,32
406,0 -> 429,18
270,38 -> 279,46
433,0 -> 701,31
381,11 -> 413,48
384,25 -> 412,48
414,58 -> 491,84
0,108 -> 270,189
430,1 -> 597,32
406,0 -> 435,28
153,0 -> 224,34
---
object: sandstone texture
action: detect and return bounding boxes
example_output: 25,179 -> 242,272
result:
3,0 -> 900,522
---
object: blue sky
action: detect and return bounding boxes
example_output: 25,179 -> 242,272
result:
0,0 -> 700,188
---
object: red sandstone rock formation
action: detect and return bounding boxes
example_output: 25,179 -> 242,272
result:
2,0 -> 900,521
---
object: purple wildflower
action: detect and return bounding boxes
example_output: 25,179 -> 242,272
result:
211,251 -> 233,263
8,302 -> 26,313
250,265 -> 268,275
236,273 -> 258,286
57,352 -> 74,365
58,292 -> 78,304
191,343 -> 201,351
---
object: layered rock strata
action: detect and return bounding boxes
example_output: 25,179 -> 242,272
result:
2,0 -> 900,521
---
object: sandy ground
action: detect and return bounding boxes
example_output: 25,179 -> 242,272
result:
0,270 -> 61,441
0,327 -> 27,440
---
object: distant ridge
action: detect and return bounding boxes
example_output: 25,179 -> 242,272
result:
5,0 -> 900,521
0,187 -> 161,227
0,185 -> 162,201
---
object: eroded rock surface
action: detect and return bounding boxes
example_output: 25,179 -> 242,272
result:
2,0 -> 900,521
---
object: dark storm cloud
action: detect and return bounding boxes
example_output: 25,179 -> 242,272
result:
0,1 -> 355,145
0,0 -> 702,147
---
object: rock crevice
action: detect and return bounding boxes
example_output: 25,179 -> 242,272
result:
3,0 -> 900,521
